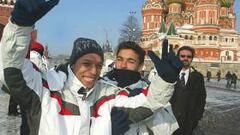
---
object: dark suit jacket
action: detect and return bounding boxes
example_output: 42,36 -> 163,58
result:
170,67 -> 206,135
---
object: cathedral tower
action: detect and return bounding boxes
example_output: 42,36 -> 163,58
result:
166,0 -> 184,26
193,0 -> 220,33
142,0 -> 166,37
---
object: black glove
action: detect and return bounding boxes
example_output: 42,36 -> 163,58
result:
11,0 -> 59,26
55,62 -> 69,77
148,39 -> 183,83
111,107 -> 132,135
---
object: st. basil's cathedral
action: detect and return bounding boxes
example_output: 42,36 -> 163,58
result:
140,0 -> 240,62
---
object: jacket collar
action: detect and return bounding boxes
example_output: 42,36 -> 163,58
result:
66,65 -> 94,98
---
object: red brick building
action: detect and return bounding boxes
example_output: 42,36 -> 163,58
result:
141,0 -> 240,62
0,1 -> 14,40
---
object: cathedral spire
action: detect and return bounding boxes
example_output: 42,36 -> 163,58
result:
167,22 -> 177,35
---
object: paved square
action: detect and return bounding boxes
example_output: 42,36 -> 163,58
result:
0,93 -> 21,135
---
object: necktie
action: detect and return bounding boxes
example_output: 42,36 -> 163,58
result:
180,72 -> 185,86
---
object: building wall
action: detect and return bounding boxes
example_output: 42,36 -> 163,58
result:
0,3 -> 13,40
0,4 -> 13,25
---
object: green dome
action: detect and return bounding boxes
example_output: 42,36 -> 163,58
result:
166,0 -> 184,5
220,0 -> 231,8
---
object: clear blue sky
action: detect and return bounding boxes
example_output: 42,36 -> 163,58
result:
36,0 -> 240,56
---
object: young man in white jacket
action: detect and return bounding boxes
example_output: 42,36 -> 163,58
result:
103,41 -> 179,135
0,0 -> 182,134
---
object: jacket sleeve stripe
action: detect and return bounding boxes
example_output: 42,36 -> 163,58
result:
32,62 -> 40,72
50,92 -> 74,115
42,79 -> 49,89
92,95 -> 116,117
50,91 -> 81,115
117,90 -> 129,96
142,87 -> 149,96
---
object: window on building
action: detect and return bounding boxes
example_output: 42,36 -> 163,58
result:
210,19 -> 213,24
209,36 -> 212,40
190,36 -> 193,40
214,36 -> 217,40
190,16 -> 193,24
211,51 -> 213,56
227,56 -> 231,60
174,45 -> 179,49
225,51 -> 229,56
202,36 -> 206,40
198,36 -> 201,40
185,35 -> 188,40
225,38 -> 228,42
232,38 -> 234,42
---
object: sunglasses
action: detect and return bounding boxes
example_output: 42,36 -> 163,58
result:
180,55 -> 193,58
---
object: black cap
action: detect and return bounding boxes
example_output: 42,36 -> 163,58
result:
69,37 -> 104,66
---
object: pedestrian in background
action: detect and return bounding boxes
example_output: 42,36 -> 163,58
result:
216,70 -> 221,83
230,73 -> 238,89
206,70 -> 211,82
225,71 -> 232,88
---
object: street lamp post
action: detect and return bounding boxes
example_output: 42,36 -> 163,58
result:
129,11 -> 136,41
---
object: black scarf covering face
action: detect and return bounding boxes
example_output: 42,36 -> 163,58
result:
106,68 -> 141,87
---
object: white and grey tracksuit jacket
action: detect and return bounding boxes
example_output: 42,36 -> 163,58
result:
103,75 -> 179,135
0,21 -> 176,135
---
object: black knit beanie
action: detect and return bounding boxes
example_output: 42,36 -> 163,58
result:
69,37 -> 104,66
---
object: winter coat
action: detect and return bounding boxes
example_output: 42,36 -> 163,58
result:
104,71 -> 179,135
170,67 -> 206,135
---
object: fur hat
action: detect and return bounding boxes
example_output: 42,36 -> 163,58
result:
69,37 -> 103,66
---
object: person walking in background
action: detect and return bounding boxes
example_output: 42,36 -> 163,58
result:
206,70 -> 211,82
225,71 -> 232,88
230,72 -> 238,89
216,70 -> 221,83
170,46 -> 206,135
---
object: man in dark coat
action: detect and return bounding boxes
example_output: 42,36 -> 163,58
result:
230,73 -> 238,89
225,71 -> 232,88
170,46 -> 206,135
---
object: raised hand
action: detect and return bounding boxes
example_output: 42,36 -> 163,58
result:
11,0 -> 60,26
148,39 -> 183,83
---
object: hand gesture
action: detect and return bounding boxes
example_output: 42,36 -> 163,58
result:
148,39 -> 183,83
11,0 -> 60,26
111,107 -> 131,135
